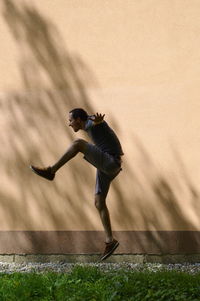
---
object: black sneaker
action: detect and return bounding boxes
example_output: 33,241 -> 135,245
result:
30,165 -> 55,181
100,239 -> 119,261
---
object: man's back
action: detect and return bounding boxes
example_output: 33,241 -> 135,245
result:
85,120 -> 124,156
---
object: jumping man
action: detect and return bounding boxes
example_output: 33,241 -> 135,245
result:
30,108 -> 124,260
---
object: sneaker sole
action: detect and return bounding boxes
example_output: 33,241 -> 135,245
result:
30,166 -> 54,181
100,241 -> 119,261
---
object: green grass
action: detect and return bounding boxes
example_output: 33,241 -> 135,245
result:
0,266 -> 200,300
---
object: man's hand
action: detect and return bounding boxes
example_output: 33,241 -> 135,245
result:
89,113 -> 105,125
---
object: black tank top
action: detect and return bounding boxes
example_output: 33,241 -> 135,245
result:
84,120 -> 124,156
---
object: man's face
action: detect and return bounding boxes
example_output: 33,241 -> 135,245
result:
68,112 -> 82,132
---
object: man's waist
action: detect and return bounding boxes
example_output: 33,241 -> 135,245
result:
108,153 -> 123,164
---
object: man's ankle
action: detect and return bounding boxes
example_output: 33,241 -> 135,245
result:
105,238 -> 113,244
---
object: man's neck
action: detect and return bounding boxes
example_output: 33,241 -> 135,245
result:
81,120 -> 86,130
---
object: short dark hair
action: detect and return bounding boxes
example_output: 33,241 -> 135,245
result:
69,108 -> 88,121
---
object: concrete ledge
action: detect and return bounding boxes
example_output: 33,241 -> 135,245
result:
0,255 -> 15,263
0,254 -> 199,264
14,254 -> 144,264
145,254 -> 200,264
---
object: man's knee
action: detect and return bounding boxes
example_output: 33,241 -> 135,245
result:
73,139 -> 87,153
95,194 -> 106,211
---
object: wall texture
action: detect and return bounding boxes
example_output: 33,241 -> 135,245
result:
0,0 -> 200,255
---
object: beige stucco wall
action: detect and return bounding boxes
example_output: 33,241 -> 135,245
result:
0,0 -> 200,234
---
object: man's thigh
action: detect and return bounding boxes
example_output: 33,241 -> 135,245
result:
95,170 -> 118,198
83,143 -> 120,175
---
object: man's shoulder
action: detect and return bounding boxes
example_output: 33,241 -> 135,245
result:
84,119 -> 93,131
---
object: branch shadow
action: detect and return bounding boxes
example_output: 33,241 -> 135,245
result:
1,0 -> 102,253
1,0 -> 199,256
110,131 -> 200,254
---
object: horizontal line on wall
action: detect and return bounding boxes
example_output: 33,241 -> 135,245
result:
0,231 -> 199,254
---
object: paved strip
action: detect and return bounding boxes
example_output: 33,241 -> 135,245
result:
0,262 -> 200,274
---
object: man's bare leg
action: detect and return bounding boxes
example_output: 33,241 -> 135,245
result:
95,194 -> 113,243
30,139 -> 88,180
95,194 -> 119,260
51,139 -> 87,173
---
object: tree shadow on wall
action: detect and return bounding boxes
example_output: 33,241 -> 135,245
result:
1,0 -> 106,253
111,133 -> 200,254
2,0 -> 199,256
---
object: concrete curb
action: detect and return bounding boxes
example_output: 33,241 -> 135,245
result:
0,254 -> 200,264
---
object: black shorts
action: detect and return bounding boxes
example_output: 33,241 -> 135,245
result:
84,143 -> 122,198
